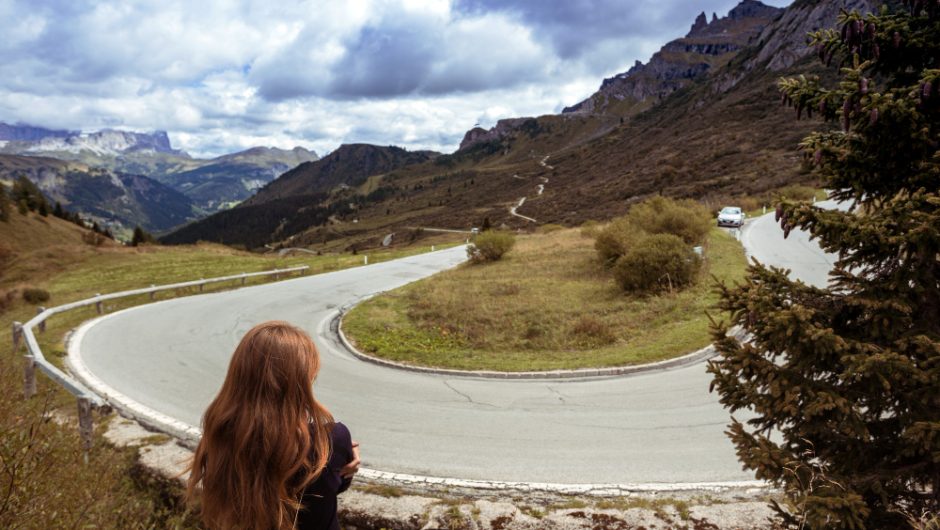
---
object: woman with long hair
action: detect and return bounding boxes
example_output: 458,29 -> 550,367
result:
186,321 -> 360,530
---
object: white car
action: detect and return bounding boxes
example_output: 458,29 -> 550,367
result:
717,206 -> 745,228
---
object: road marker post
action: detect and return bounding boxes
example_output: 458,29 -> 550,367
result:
78,397 -> 94,463
431,245 -> 435,252
36,307 -> 46,333
23,356 -> 37,398
364,256 -> 368,265
11,321 -> 22,354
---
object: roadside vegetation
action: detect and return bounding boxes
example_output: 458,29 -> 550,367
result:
0,210 -> 462,528
343,214 -> 746,371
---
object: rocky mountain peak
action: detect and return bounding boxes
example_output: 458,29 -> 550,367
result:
562,0 -> 782,116
689,12 -> 709,35
729,0 -> 781,21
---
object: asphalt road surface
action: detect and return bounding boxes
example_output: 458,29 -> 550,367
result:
74,208 -> 837,485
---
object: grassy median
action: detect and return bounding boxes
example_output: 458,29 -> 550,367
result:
343,227 -> 747,371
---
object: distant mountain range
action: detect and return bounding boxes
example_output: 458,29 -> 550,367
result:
0,154 -> 196,233
0,123 -> 318,232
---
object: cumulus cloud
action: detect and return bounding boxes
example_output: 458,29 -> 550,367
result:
0,0 -> 792,158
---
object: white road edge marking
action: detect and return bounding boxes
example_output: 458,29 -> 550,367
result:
65,260 -> 770,494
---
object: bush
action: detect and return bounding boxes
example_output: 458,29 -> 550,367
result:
612,234 -> 701,294
624,196 -> 711,245
594,217 -> 643,266
22,287 -> 50,304
467,231 -> 515,263
539,223 -> 565,233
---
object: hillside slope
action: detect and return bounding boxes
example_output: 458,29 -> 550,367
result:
0,123 -> 319,213
0,155 -> 197,233
164,0 -> 876,252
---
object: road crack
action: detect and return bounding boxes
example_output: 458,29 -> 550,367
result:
442,380 -> 498,408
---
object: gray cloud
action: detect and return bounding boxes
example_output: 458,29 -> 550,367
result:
0,0 -> 793,157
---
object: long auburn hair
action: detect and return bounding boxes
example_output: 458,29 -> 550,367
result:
186,321 -> 334,530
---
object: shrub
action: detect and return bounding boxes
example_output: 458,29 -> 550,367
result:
570,315 -> 617,346
624,196 -> 711,245
467,231 -> 515,263
612,234 -> 701,294
0,289 -> 17,314
539,223 -> 565,233
594,217 -> 643,266
22,287 -> 50,304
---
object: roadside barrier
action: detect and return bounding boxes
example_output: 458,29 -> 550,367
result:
10,265 -> 309,461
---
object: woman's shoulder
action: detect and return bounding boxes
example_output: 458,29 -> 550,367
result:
330,421 -> 351,448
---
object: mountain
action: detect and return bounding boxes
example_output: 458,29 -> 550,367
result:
0,154 -> 197,233
162,144 -> 437,247
163,0 -> 877,252
245,144 -> 436,205
0,123 -> 319,213
561,0 -> 783,117
156,147 -> 320,211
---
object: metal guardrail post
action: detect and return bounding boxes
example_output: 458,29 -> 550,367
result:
274,270 -> 280,280
241,273 -> 246,285
24,356 -> 37,398
36,307 -> 46,332
12,321 -> 22,354
149,285 -> 156,300
78,397 -> 94,463
95,294 -> 103,315
199,280 -> 205,292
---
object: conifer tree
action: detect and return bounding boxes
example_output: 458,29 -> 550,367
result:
708,2 -> 939,528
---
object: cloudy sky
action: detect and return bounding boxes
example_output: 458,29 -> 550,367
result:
0,0 -> 791,158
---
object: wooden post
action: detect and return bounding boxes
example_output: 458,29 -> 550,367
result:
95,294 -> 103,315
24,356 -> 37,398
149,285 -> 156,301
36,307 -> 46,333
11,321 -> 22,354
78,397 -> 94,462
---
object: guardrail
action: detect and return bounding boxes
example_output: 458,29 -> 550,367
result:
10,266 -> 309,460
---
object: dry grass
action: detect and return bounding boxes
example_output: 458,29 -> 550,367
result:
344,226 -> 746,371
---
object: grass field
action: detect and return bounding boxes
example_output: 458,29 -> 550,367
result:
343,226 -> 747,371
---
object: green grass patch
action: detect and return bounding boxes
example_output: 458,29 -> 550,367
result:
343,227 -> 747,371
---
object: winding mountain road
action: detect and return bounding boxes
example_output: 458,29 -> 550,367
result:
70,204 -> 837,487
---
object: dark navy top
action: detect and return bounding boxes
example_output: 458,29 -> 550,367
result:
296,422 -> 353,530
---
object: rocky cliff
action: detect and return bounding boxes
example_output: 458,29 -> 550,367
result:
562,0 -> 783,116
